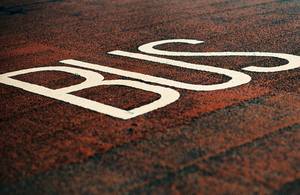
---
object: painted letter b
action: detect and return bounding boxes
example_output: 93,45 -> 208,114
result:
0,66 -> 179,119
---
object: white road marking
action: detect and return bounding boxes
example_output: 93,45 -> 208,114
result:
0,66 -> 180,120
107,50 -> 251,91
2,39 -> 299,119
138,39 -> 300,72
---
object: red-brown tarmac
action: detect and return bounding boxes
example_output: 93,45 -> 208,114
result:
0,0 -> 300,194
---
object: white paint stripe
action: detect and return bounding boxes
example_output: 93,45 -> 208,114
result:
138,39 -> 300,72
0,66 -> 105,93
